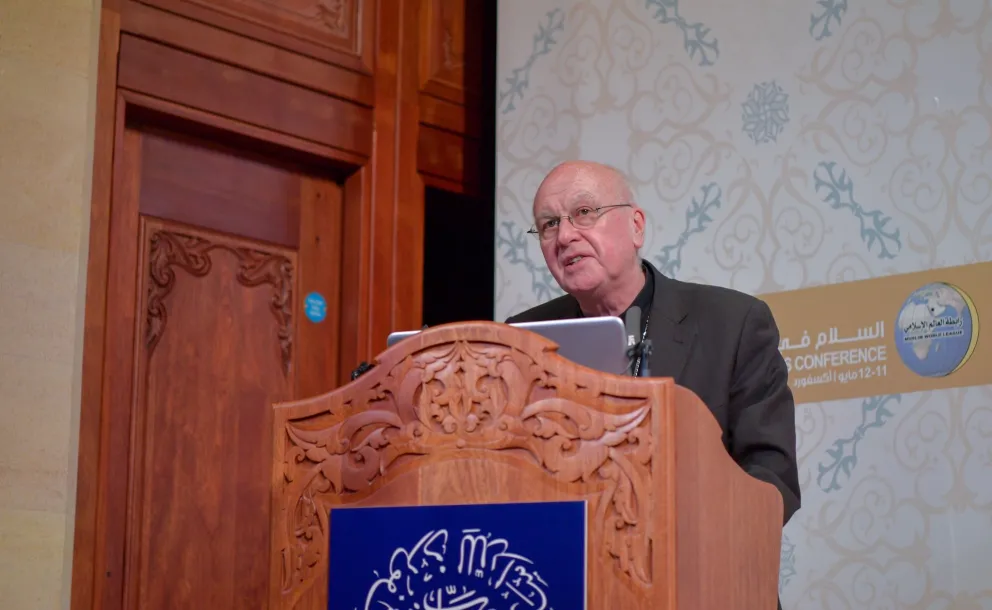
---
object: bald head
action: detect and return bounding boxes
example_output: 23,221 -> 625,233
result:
533,160 -> 635,217
530,159 -> 647,317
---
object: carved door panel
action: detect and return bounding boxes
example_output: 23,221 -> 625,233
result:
101,124 -> 344,610
416,0 -> 489,194
133,0 -> 375,73
133,220 -> 292,610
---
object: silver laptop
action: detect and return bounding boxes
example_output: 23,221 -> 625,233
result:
385,316 -> 630,375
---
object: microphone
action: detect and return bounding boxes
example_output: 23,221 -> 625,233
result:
350,361 -> 374,381
625,306 -> 641,351
350,324 -> 428,383
624,305 -> 653,377
625,306 -> 641,376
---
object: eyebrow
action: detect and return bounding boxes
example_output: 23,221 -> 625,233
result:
534,193 -> 597,219
568,192 -> 596,206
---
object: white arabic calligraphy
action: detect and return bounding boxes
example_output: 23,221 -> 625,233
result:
779,321 -> 885,352
362,528 -> 552,610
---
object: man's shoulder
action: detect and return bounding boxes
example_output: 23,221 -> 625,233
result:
505,294 -> 580,323
665,275 -> 770,322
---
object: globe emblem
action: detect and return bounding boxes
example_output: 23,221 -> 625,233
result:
894,282 -> 979,377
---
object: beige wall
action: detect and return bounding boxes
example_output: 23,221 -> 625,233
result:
0,0 -> 101,608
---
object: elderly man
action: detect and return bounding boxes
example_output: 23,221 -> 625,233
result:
506,160 -> 801,526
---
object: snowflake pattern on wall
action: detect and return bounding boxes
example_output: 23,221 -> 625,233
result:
496,221 -> 563,304
494,1 -> 992,607
741,81 -> 790,145
498,8 -> 566,115
810,0 -> 849,41
816,394 -> 900,493
654,182 -> 723,278
779,535 -> 797,594
812,161 -> 902,260
644,0 -> 720,67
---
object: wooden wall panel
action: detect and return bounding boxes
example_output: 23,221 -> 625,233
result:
418,124 -> 480,195
365,0 -> 425,342
418,0 -> 482,105
139,129 -> 303,248
129,220 -> 295,610
337,168 -> 372,374
135,0 -> 374,72
121,90 -> 368,168
117,35 -> 373,158
295,177 -> 345,398
121,1 -> 374,106
416,0 -> 488,195
418,93 -> 479,138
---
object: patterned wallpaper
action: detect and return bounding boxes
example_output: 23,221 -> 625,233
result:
495,0 -> 992,607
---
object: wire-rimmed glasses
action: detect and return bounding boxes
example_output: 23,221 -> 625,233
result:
526,204 -> 632,241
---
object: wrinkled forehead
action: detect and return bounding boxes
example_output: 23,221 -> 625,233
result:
531,162 -> 628,218
532,188 -> 600,219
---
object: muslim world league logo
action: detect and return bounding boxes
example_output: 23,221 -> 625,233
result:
328,502 -> 584,610
895,282 -> 980,378
362,528 -> 553,610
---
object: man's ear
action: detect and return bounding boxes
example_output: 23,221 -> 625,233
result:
631,206 -> 646,247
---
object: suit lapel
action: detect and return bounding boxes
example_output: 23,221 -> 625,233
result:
644,262 -> 695,382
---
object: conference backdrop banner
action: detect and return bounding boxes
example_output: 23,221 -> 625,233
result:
494,0 -> 992,607
764,262 -> 989,404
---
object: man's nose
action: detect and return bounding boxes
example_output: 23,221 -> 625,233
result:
555,218 -> 581,246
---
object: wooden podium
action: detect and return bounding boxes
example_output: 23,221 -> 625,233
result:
267,321 -> 783,609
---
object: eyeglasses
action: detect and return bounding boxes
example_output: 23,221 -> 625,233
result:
527,204 -> 632,241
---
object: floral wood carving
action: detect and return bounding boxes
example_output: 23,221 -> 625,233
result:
441,27 -> 463,72
146,230 -> 294,375
183,0 -> 352,42
277,338 -> 654,599
316,0 -> 347,36
438,0 -> 464,74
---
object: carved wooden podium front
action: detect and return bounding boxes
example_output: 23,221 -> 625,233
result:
268,322 -> 783,610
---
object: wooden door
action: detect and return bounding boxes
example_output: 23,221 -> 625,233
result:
72,1 -> 495,609
102,121 -> 343,610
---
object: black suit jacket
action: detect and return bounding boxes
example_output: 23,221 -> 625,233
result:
506,260 -> 801,526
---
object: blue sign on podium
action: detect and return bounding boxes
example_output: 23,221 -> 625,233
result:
327,501 -> 587,610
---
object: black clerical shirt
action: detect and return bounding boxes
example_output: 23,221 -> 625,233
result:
575,262 -> 654,340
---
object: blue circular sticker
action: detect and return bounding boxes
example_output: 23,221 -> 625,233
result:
304,292 -> 327,323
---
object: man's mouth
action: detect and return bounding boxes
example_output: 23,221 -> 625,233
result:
564,255 -> 585,267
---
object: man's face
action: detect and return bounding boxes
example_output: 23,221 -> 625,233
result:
532,165 -> 645,296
